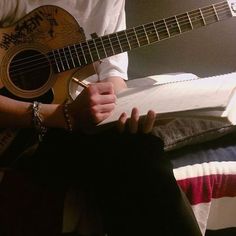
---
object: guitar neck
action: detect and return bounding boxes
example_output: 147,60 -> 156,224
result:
50,0 -> 236,73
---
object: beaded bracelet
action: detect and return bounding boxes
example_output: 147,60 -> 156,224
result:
63,102 -> 73,132
32,101 -> 47,141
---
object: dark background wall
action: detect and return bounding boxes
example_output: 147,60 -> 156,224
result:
125,0 -> 236,79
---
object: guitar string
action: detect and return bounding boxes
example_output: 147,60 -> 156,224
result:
9,2 -> 229,67
8,3 -> 229,70
9,3 -> 230,76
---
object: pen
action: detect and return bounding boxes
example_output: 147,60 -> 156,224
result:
72,77 -> 89,88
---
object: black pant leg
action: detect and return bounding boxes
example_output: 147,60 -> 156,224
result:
25,129 -> 201,236
89,133 -> 201,236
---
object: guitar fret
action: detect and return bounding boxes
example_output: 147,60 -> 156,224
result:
57,49 -> 65,71
152,22 -> 160,41
165,16 -> 181,36
62,48 -> 70,70
163,19 -> 170,37
87,39 -> 100,61
101,38 -> 108,57
92,38 -> 101,60
75,44 -> 87,67
102,35 -> 115,57
135,25 -> 149,46
86,41 -> 94,61
186,12 -> 194,29
133,28 -> 141,47
124,30 -> 131,50
117,31 -> 130,52
155,20 -> 169,40
199,8 -> 206,25
202,5 -> 219,25
108,33 -> 122,54
143,22 -> 159,43
115,33 -> 123,52
100,38 -> 108,57
125,28 -> 140,49
81,44 -> 87,64
176,13 -> 192,33
93,37 -> 107,59
108,34 -> 115,55
212,5 -> 220,21
69,45 -> 81,67
68,46 -> 76,68
73,44 -> 81,66
142,25 -> 150,44
64,46 -> 77,69
81,42 -> 94,64
51,50 -> 61,72
189,9 -> 205,29
175,16 -> 182,33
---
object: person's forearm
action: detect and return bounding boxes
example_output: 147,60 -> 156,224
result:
0,95 -> 65,129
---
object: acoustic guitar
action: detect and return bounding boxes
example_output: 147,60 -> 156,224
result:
0,0 -> 236,104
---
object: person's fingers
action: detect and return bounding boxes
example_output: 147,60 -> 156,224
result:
117,108 -> 156,134
86,83 -> 116,106
90,82 -> 114,95
129,107 -> 139,133
95,93 -> 117,105
117,112 -> 128,133
95,112 -> 114,124
142,110 -> 156,133
92,103 -> 116,114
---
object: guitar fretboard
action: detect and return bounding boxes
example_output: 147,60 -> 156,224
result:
49,0 -> 235,73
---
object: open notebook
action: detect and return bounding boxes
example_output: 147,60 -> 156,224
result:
98,72 -> 236,150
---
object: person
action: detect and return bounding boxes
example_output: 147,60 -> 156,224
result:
0,0 -> 202,235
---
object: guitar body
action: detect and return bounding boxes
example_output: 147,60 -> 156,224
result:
0,5 -> 95,104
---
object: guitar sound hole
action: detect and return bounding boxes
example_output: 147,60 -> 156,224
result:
9,49 -> 50,91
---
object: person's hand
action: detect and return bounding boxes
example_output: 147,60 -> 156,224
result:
117,107 -> 156,134
67,82 -> 116,133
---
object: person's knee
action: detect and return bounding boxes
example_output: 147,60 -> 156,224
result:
121,133 -> 164,154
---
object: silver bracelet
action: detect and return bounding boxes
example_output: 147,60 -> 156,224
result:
63,102 -> 73,132
32,101 -> 47,141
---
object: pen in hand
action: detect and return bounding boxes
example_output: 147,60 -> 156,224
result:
72,77 -> 89,88
72,76 -> 117,105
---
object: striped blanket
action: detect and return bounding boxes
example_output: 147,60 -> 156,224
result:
167,132 -> 236,235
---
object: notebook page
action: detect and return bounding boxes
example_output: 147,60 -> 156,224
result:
99,72 -> 236,125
